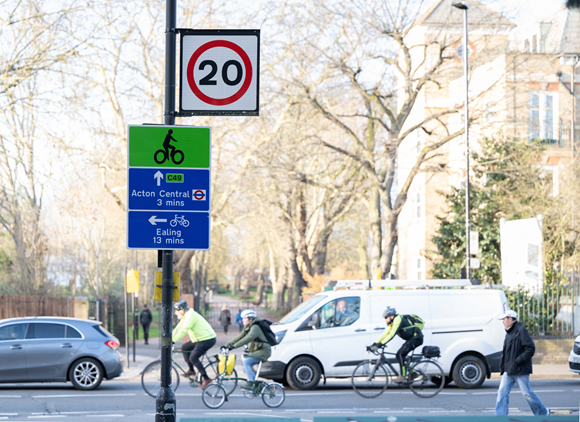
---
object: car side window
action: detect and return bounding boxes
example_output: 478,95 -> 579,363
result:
0,324 -> 27,341
31,323 -> 66,339
66,326 -> 82,339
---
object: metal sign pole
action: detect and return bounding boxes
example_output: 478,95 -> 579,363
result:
156,0 -> 176,420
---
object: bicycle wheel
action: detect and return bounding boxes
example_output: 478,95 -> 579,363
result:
351,361 -> 389,398
172,150 -> 184,165
154,149 -> 167,164
408,359 -> 445,398
202,383 -> 227,409
141,360 -> 180,398
204,362 -> 238,396
262,383 -> 285,408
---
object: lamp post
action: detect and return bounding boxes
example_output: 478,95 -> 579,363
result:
560,54 -> 579,335
453,1 -> 471,279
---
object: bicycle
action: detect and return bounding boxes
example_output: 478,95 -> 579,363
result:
201,348 -> 285,409
170,215 -> 189,227
154,147 -> 185,165
351,345 -> 445,399
141,350 -> 238,398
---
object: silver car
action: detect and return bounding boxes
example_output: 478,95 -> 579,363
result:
0,317 -> 123,390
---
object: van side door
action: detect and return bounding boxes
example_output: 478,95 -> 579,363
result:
308,296 -> 367,377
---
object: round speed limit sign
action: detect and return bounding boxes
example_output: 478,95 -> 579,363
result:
180,30 -> 260,115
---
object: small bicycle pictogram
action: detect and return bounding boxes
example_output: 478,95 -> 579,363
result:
154,129 -> 185,165
170,215 -> 190,227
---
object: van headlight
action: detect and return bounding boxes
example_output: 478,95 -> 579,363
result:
275,330 -> 287,345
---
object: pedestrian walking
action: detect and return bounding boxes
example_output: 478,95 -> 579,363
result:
140,304 -> 152,345
236,309 -> 243,332
495,309 -> 550,416
219,305 -> 231,334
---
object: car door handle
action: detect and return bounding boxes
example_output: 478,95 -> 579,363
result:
60,343 -> 73,348
10,344 -> 22,350
374,327 -> 384,330
354,328 -> 366,332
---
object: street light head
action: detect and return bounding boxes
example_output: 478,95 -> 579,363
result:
453,2 -> 469,10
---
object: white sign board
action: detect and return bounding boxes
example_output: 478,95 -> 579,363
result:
179,29 -> 260,116
500,217 -> 543,292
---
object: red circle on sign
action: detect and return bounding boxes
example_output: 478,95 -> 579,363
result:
187,40 -> 253,106
194,190 -> 206,200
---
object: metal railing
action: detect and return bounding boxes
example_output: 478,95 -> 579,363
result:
505,283 -> 578,337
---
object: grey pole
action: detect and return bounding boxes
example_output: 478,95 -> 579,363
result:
156,0 -> 177,420
453,2 -> 470,279
572,58 -> 577,335
123,267 -> 129,369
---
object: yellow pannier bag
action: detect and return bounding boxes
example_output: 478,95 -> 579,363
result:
218,353 -> 236,375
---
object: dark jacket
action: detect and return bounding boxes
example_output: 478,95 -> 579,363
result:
500,321 -> 535,376
225,317 -> 272,361
140,309 -> 152,326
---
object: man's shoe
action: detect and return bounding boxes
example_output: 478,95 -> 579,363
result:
182,369 -> 196,378
198,378 -> 212,389
392,375 -> 405,383
240,382 -> 254,391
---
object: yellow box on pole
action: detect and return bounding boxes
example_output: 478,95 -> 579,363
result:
126,270 -> 140,293
153,271 -> 180,302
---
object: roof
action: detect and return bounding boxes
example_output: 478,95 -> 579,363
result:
416,0 -> 515,29
0,316 -> 100,324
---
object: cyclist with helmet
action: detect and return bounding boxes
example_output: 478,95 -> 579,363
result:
172,300 -> 217,389
223,309 -> 271,390
370,306 -> 424,382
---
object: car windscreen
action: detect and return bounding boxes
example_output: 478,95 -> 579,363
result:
279,294 -> 328,325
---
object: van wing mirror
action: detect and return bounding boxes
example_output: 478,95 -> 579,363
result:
307,313 -> 320,329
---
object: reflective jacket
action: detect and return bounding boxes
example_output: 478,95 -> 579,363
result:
172,309 -> 216,343
376,314 -> 422,344
225,317 -> 271,361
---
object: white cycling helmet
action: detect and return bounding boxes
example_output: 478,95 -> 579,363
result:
382,307 -> 397,318
241,309 -> 257,319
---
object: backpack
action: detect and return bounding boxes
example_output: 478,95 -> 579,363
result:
255,319 -> 278,346
403,314 -> 425,330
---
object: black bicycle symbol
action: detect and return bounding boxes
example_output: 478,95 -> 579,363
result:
154,129 -> 185,165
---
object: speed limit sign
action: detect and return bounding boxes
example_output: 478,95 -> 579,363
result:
179,29 -> 260,116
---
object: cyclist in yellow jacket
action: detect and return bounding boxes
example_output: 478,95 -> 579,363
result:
173,300 -> 216,389
370,307 -> 423,382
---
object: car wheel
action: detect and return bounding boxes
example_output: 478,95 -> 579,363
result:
286,357 -> 321,390
452,355 -> 486,389
69,358 -> 104,390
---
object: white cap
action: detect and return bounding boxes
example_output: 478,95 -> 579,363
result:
498,309 -> 517,319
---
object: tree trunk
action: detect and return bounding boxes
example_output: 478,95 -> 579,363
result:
175,250 -> 194,294
313,229 -> 331,276
380,212 -> 398,278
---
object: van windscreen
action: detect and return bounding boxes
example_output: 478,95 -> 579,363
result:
280,295 -> 328,324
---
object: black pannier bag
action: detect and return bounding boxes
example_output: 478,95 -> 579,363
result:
422,346 -> 441,358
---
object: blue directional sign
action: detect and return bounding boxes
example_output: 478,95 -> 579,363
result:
128,168 -> 210,211
127,125 -> 211,250
127,211 -> 209,250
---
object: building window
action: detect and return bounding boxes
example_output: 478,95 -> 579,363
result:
416,192 -> 422,218
416,129 -> 422,155
417,257 -> 422,280
529,91 -> 558,142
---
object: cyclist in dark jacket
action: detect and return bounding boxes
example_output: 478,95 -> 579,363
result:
370,307 -> 423,382
495,309 -> 549,416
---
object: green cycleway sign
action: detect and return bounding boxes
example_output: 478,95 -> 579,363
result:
128,125 -> 210,168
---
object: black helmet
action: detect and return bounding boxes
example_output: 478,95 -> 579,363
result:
174,300 -> 189,311
382,307 -> 396,318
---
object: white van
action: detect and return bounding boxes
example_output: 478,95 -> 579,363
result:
261,279 -> 508,390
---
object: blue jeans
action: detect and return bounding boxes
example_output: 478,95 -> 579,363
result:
495,373 -> 548,416
242,356 -> 261,381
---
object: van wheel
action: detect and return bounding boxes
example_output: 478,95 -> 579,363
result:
286,357 -> 321,390
452,355 -> 485,389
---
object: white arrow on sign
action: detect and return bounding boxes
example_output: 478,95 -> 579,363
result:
148,216 -> 167,225
154,171 -> 164,186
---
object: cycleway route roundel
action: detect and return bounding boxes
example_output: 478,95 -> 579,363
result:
187,40 -> 253,106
